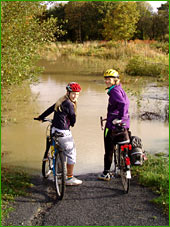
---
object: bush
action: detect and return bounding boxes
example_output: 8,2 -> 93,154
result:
125,56 -> 169,78
150,42 -> 169,54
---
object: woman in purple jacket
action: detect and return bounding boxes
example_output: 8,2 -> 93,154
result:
98,69 -> 130,181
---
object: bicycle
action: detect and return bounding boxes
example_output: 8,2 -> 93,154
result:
100,116 -> 132,193
34,117 -> 66,200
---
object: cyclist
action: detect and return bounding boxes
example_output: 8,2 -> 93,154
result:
98,69 -> 130,181
36,82 -> 82,186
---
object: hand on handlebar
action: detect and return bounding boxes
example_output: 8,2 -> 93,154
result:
34,117 -> 44,122
34,117 -> 52,123
112,119 -> 122,125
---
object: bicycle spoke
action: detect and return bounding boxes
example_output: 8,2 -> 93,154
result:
42,150 -> 53,178
54,152 -> 65,200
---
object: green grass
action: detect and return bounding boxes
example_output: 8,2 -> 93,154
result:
132,153 -> 169,215
1,167 -> 33,220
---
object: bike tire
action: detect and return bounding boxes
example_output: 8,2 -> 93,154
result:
120,148 -> 130,193
113,145 -> 120,177
54,151 -> 65,200
42,136 -> 53,178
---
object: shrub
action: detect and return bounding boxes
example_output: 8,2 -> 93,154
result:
125,56 -> 169,79
150,42 -> 169,54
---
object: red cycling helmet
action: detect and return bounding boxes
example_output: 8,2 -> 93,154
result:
66,82 -> 81,92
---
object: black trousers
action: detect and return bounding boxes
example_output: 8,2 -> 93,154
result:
103,127 -> 131,174
104,128 -> 115,174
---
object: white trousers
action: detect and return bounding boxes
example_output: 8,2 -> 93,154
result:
52,127 -> 76,165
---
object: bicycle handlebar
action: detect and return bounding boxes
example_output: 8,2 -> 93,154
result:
100,116 -> 106,130
34,117 -> 40,121
100,116 -> 126,130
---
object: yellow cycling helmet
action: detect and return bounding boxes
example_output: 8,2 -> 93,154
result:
104,69 -> 119,78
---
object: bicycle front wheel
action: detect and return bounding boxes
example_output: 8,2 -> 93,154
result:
120,150 -> 130,193
42,136 -> 53,178
54,151 -> 66,200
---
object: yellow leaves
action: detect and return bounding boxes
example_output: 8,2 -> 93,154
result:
103,2 -> 140,41
1,1 -> 59,87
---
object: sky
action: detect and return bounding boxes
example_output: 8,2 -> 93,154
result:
52,1 -> 167,12
147,1 -> 167,11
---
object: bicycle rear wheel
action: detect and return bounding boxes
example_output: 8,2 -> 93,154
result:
54,151 -> 65,200
42,136 -> 53,178
120,149 -> 130,193
113,145 -> 120,178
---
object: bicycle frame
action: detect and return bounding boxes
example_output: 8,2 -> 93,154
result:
51,138 -> 57,176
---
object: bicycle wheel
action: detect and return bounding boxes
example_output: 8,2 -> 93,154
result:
120,149 -> 130,193
54,151 -> 65,200
113,145 -> 120,178
42,136 -> 53,178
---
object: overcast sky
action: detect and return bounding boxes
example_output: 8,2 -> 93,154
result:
147,1 -> 166,11
49,1 -> 167,12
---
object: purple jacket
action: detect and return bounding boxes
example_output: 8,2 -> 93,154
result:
106,84 -> 130,130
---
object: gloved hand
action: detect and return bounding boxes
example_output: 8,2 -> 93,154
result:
112,119 -> 122,125
34,116 -> 44,121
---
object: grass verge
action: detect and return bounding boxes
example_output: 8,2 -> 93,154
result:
132,153 -> 169,215
1,167 -> 33,221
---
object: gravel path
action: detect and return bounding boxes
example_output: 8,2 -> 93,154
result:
3,173 -> 169,226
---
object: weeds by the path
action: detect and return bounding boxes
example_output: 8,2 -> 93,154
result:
132,153 -> 169,215
1,167 -> 33,221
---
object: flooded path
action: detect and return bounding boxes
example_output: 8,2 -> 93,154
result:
1,57 -> 169,175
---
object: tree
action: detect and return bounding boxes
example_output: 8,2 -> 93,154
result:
102,2 -> 140,41
156,1 -> 169,41
47,1 -> 106,42
82,1 -> 114,41
135,2 -> 153,40
43,3 -> 68,41
76,1 -> 103,41
135,1 -> 169,41
65,1 -> 86,42
1,1 -> 63,86
64,1 -> 106,42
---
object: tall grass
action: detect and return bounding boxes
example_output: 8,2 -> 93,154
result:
41,40 -> 169,85
1,167 -> 33,221
53,40 -> 169,59
132,154 -> 169,215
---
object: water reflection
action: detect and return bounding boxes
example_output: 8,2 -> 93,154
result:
2,57 -> 169,175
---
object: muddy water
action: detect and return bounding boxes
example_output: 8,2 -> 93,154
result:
1,57 -> 169,175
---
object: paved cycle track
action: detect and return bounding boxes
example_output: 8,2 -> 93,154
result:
3,173 -> 169,226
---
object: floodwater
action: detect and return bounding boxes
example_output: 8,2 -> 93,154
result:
1,57 -> 169,175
